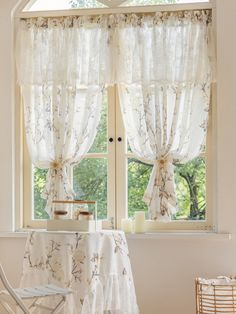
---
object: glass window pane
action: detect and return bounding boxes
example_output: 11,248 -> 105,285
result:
123,0 -> 176,6
69,0 -> 106,8
176,0 -> 209,2
173,157 -> 206,221
24,0 -> 106,12
33,167 -> 49,220
128,158 -> 152,218
88,93 -> 108,154
73,158 -> 107,219
122,0 -> 208,6
128,156 -> 206,221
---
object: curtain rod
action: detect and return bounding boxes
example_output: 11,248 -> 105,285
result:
16,2 -> 214,19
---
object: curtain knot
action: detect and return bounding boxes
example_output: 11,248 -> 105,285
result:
143,155 -> 177,219
50,160 -> 63,169
159,158 -> 166,166
155,156 -> 173,189
156,156 -> 173,168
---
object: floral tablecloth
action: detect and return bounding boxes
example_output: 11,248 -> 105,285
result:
20,230 -> 139,314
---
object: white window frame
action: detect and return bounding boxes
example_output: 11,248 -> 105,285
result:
15,0 -> 216,232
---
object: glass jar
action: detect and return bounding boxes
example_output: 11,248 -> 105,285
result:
73,204 -> 86,220
78,211 -> 93,221
53,209 -> 68,220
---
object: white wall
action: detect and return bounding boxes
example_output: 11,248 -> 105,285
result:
0,0 -> 17,233
1,1 -> 236,313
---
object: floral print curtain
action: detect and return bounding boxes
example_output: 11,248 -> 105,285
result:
117,11 -> 213,220
16,11 -> 213,220
16,17 -> 113,217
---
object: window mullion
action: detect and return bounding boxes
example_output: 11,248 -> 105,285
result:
115,85 -> 127,229
103,86 -> 116,228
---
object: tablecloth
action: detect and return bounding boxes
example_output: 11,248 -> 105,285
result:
20,230 -> 139,314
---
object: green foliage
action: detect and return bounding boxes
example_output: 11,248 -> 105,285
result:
127,157 -> 206,220
89,97 -> 107,153
33,155 -> 206,221
73,158 -> 107,219
128,159 -> 152,218
73,96 -> 108,219
69,0 -> 105,8
33,159 -> 108,220
174,157 -> 206,220
33,168 -> 48,219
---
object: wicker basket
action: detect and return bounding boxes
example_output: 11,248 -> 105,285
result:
196,277 -> 236,314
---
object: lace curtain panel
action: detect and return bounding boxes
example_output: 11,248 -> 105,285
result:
16,10 -> 213,219
16,18 -> 110,216
116,11 -> 213,219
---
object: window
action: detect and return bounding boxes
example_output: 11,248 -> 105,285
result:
20,0 -> 214,231
23,85 -> 213,230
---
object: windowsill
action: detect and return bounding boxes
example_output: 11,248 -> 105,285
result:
125,232 -> 232,240
0,230 -> 232,240
0,231 -> 29,238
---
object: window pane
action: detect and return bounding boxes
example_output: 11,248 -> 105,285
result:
127,156 -> 206,220
123,0 -> 176,6
88,93 -> 108,154
173,157 -> 206,221
128,158 -> 152,218
176,0 -> 209,2
24,0 -> 106,11
33,167 -> 48,220
122,0 -> 208,6
69,0 -> 106,8
73,158 -> 107,219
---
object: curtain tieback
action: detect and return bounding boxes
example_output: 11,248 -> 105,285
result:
157,157 -> 173,166
159,159 -> 166,165
50,160 -> 63,170
143,156 -> 177,219
155,156 -> 173,184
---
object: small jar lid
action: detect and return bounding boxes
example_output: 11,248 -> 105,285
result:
79,211 -> 93,216
54,210 -> 68,216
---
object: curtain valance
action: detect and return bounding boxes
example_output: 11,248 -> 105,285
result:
16,10 -> 213,86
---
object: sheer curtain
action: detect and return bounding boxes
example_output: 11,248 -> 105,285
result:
16,16 -> 114,217
116,11 -> 213,220
16,12 -> 213,220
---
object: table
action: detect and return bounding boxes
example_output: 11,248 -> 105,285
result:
20,230 -> 139,314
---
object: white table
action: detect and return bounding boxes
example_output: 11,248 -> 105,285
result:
20,230 -> 139,314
